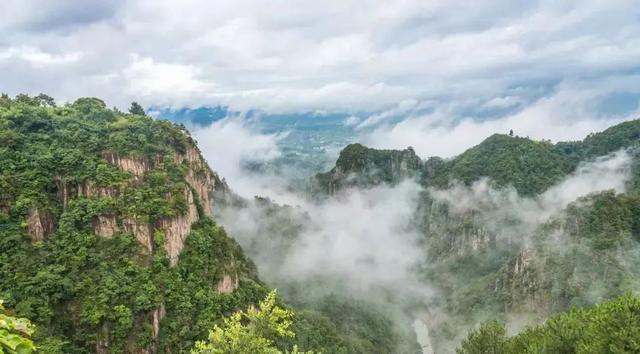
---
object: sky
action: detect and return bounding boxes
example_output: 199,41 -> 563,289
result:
2,0 -> 640,164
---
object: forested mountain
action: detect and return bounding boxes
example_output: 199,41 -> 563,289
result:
2,93 -> 640,354
0,95 -> 356,353
279,118 -> 640,352
316,120 -> 640,196
314,143 -> 421,194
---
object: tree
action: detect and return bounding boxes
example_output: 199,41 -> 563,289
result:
457,295 -> 640,354
456,321 -> 506,354
509,129 -> 514,137
0,300 -> 36,353
191,290 -> 313,354
35,94 -> 56,107
129,102 -> 146,116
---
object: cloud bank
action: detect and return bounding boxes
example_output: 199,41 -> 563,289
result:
1,0 -> 639,121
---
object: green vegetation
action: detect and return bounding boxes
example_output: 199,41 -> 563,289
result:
0,300 -> 36,353
427,121 -> 640,196
531,191 -> 640,312
4,91 -> 640,353
314,143 -> 421,193
192,290 -> 312,354
0,94 -> 300,353
423,134 -> 571,196
457,294 -> 640,354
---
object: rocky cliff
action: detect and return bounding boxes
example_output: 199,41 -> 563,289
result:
308,122 -> 640,352
314,143 -> 422,194
0,96 -> 263,353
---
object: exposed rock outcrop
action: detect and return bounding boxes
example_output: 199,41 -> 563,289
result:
160,187 -> 200,266
102,152 -> 150,181
151,303 -> 166,350
495,248 -> 544,313
122,217 -> 153,254
78,181 -> 119,199
55,176 -> 119,209
26,208 -> 54,242
175,146 -> 215,215
216,273 -> 239,294
314,143 -> 422,194
94,215 -> 118,238
90,187 -> 200,265
97,147 -> 213,264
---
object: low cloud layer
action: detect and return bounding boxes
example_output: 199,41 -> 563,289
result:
279,181 -> 425,293
360,80 -> 640,158
193,117 -> 291,199
214,141 -> 634,353
431,150 -> 633,239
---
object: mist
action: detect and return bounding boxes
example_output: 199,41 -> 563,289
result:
195,116 -> 635,353
429,150 -> 633,239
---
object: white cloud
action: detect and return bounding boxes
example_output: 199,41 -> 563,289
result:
431,150 -> 633,232
360,77 -> 640,158
0,0 -> 638,116
124,55 -> 212,105
0,46 -> 82,66
193,117 -> 287,198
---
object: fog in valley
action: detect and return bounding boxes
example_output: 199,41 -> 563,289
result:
195,117 -> 635,353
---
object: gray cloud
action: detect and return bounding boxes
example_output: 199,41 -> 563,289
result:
0,0 -> 638,120
1,0 -> 123,33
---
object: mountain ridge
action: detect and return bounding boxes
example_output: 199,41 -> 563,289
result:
313,118 -> 640,196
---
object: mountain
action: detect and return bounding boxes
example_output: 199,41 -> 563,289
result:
3,92 -> 640,354
0,95 -> 266,352
314,143 -> 422,194
315,120 -> 640,196
296,119 -> 640,352
423,134 -> 572,196
0,95 -> 365,353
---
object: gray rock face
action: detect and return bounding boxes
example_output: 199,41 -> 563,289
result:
315,143 -> 422,194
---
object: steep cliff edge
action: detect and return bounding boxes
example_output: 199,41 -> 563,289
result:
0,95 -> 263,353
314,143 -> 421,194
306,119 -> 640,352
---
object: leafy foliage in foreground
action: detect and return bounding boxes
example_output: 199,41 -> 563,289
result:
0,300 -> 36,354
192,290 -> 313,354
457,294 -> 640,354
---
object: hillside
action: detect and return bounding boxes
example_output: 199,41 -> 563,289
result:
423,134 -> 571,195
0,95 -> 331,353
295,119 -> 640,352
313,143 -> 421,194
314,120 -> 640,196
457,294 -> 640,353
0,95 -> 267,352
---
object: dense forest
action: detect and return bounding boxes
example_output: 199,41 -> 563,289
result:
0,94 -> 357,353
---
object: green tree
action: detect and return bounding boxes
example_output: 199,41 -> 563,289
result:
457,295 -> 640,354
35,94 -> 55,107
456,321 -> 506,354
192,290 -> 313,354
129,101 -> 146,116
0,300 -> 36,353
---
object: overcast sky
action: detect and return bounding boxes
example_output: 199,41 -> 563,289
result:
2,0 -> 640,158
